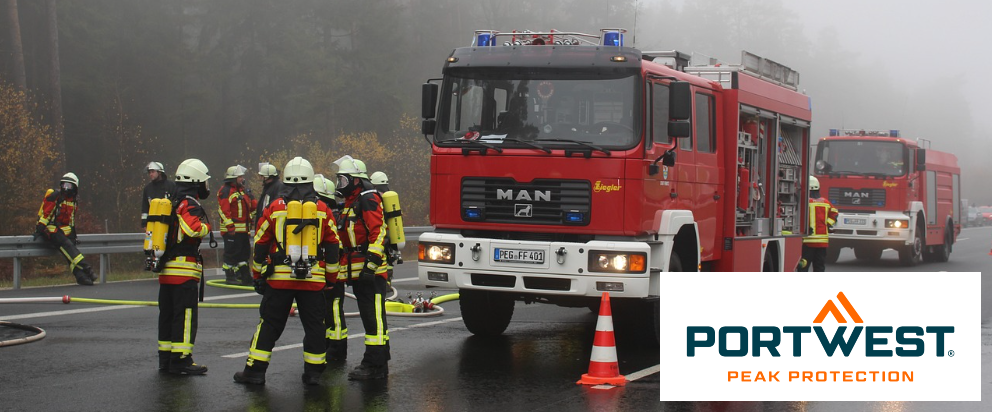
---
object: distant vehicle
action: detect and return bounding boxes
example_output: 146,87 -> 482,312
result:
979,206 -> 992,226
965,205 -> 979,227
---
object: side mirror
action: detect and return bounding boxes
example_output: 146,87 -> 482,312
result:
422,83 -> 439,119
915,149 -> 926,171
668,121 -> 691,138
670,81 -> 691,121
422,119 -> 436,135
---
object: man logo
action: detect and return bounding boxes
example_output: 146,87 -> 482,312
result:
515,204 -> 533,217
814,291 -> 863,324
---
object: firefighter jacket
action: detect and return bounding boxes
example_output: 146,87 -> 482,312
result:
805,196 -> 838,247
141,178 -> 176,226
338,189 -> 388,280
251,197 -> 340,291
217,182 -> 257,234
37,190 -> 77,236
254,180 -> 283,228
159,196 -> 210,285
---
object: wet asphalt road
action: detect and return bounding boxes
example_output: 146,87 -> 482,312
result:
1,226 -> 990,411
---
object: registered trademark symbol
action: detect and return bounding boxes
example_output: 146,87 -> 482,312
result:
948,350 -> 955,357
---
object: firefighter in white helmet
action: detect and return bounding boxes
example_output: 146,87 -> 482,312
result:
314,174 -> 348,362
156,159 -> 212,375
141,161 -> 176,229
369,171 -> 401,281
35,172 -> 97,286
235,157 -> 340,386
334,155 -> 391,380
255,162 -> 283,228
217,165 -> 257,285
799,176 -> 838,272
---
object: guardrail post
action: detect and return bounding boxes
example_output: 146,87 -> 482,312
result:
13,257 -> 21,290
100,254 -> 108,284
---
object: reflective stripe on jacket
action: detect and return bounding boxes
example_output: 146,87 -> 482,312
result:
805,197 -> 838,247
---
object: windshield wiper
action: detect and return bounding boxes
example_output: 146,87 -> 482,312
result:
452,139 -> 503,155
494,138 -> 551,153
533,139 -> 611,157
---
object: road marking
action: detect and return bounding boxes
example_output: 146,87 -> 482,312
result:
957,238 -> 969,241
0,292 -> 259,321
222,316 -> 464,358
589,364 -> 660,390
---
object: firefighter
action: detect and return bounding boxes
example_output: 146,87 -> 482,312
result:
235,157 -> 339,386
314,174 -> 348,362
157,159 -> 211,375
35,172 -> 97,286
369,171 -> 399,281
218,165 -> 257,285
140,162 -> 176,229
255,162 -> 283,228
800,176 -> 838,272
335,155 -> 391,380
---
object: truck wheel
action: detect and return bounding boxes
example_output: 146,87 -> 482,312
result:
460,289 -> 514,336
854,247 -> 882,261
932,225 -> 952,263
899,227 -> 924,266
825,246 -> 840,264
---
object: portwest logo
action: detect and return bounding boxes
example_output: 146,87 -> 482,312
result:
687,292 -> 955,358
593,181 -> 622,193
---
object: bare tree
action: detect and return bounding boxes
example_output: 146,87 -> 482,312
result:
46,0 -> 65,169
5,0 -> 26,90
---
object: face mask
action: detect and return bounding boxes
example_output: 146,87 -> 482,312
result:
61,182 -> 74,192
336,175 -> 350,189
198,183 -> 210,199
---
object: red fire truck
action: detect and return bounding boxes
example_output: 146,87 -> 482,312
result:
418,29 -> 812,336
813,130 -> 961,265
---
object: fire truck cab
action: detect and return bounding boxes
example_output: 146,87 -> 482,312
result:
813,130 -> 961,265
418,29 -> 812,337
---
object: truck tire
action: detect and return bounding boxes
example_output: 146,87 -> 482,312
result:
460,289 -> 514,336
899,227 -> 924,266
825,246 -> 840,264
932,224 -> 953,263
854,247 -> 882,261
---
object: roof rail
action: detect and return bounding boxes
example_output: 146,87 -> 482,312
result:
683,51 -> 800,90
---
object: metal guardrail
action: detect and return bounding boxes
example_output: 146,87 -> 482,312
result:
1,227 -> 432,289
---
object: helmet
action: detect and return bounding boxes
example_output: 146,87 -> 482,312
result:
258,162 -> 278,178
809,176 -> 820,191
146,162 -> 165,172
333,155 -> 368,179
175,159 -> 210,183
370,171 -> 388,185
225,165 -> 247,179
283,156 -> 314,184
60,172 -> 79,186
313,174 -> 336,198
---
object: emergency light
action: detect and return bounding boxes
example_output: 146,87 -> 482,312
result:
602,30 -> 624,46
476,32 -> 496,47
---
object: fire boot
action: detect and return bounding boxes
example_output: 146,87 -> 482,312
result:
223,266 -> 238,285
238,264 -> 253,286
347,363 -> 388,381
169,354 -> 208,375
233,361 -> 267,385
301,362 -> 325,386
326,339 -> 347,363
79,261 -> 98,282
72,266 -> 94,286
158,351 -> 171,372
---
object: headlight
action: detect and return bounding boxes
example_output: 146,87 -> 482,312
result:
419,242 -> 455,264
589,251 -> 646,273
884,219 -> 909,229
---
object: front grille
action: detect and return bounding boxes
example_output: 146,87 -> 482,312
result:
828,187 -> 886,207
460,229 -> 593,243
523,277 -> 571,291
461,178 -> 591,225
471,273 -> 516,288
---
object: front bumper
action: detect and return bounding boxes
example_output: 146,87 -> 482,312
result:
829,211 -> 911,247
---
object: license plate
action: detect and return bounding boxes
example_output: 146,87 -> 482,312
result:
493,248 -> 545,264
844,218 -> 867,225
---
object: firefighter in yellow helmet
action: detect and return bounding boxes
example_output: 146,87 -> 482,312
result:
314,174 -> 348,362
35,172 -> 97,285
235,157 -> 340,386
335,155 -> 391,380
800,176 -> 838,272
156,159 -> 212,375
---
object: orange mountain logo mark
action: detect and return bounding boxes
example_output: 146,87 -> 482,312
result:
813,292 -> 863,324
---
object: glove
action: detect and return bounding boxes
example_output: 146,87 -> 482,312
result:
253,278 -> 267,295
35,223 -> 49,239
358,256 -> 382,283
226,224 -> 236,234
827,224 -> 835,234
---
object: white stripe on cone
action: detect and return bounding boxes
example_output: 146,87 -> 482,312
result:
594,315 -> 613,331
590,345 -> 618,363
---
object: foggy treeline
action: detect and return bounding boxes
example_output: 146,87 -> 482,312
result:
0,0 -> 987,237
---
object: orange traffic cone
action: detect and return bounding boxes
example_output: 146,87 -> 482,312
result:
577,292 -> 626,386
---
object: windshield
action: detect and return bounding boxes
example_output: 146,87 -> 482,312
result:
814,140 -> 908,177
436,68 -> 640,148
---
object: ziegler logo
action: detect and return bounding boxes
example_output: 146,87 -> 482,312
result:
687,291 -> 954,358
594,181 -> 622,193
496,189 -> 550,202
883,181 -> 898,188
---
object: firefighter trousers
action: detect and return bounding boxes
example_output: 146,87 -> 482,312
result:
352,276 -> 390,367
158,279 -> 199,360
801,245 -> 827,272
222,232 -> 251,270
323,282 -> 348,360
247,287 -> 327,369
48,230 -> 92,279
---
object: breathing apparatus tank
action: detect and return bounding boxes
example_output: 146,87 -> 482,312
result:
381,190 -> 406,249
283,200 -> 317,279
143,198 -> 173,270
301,200 -> 318,263
286,200 -> 302,264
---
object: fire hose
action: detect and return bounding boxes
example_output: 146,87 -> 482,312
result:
0,321 -> 46,347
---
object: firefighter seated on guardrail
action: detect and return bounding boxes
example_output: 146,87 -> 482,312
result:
35,172 -> 97,286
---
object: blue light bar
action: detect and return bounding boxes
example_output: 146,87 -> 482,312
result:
476,33 -> 496,47
565,212 -> 584,222
889,130 -> 900,137
602,31 -> 623,46
829,129 -> 839,136
464,208 -> 482,219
